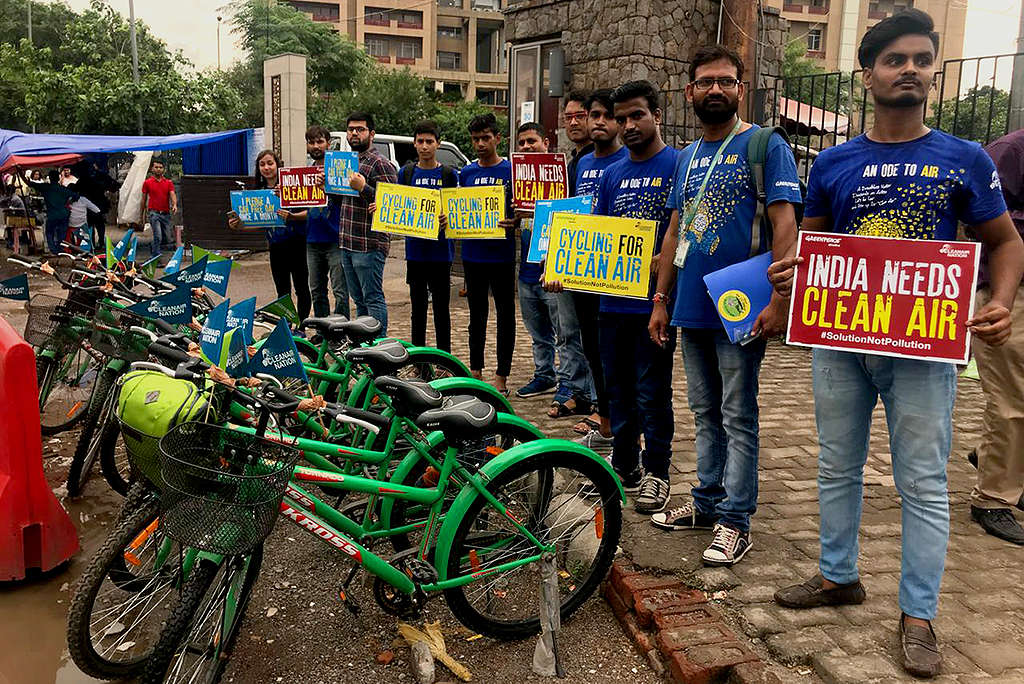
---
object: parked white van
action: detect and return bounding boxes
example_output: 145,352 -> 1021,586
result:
328,133 -> 470,171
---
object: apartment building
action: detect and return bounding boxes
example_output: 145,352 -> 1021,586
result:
286,0 -> 508,106
765,0 -> 966,73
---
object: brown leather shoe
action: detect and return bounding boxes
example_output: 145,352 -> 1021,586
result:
774,573 -> 866,609
900,614 -> 941,678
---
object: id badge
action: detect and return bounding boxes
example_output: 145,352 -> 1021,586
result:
673,235 -> 691,269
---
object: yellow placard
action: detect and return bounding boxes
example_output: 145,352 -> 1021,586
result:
441,185 -> 506,239
543,213 -> 657,299
370,183 -> 441,239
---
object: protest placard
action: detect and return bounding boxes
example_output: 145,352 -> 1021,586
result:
441,186 -> 506,239
324,150 -> 359,196
279,166 -> 327,208
370,183 -> 441,239
230,190 -> 285,228
703,252 -> 774,344
527,195 -> 593,263
786,232 -> 980,363
511,152 -> 568,211
543,213 -> 657,298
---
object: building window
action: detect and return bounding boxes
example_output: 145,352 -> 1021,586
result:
437,51 -> 462,70
470,0 -> 499,9
438,26 -> 463,39
396,10 -> 423,28
807,29 -> 822,53
477,89 -> 508,107
438,0 -> 462,6
364,7 -> 390,26
366,37 -> 388,56
397,40 -> 422,60
287,1 -> 340,21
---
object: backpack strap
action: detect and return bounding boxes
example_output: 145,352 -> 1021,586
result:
440,164 -> 458,188
746,125 -> 792,257
400,162 -> 416,186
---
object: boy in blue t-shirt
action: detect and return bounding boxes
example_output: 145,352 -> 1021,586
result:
591,81 -> 679,515
304,125 -> 350,318
399,120 -> 458,352
648,46 -> 803,569
769,11 -> 1024,678
458,113 -> 518,394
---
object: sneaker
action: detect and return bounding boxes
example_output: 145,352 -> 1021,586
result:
651,501 -> 717,531
615,466 -> 642,493
515,377 -> 557,398
634,475 -> 670,513
574,429 -> 613,456
702,524 -> 752,567
971,506 -> 1024,545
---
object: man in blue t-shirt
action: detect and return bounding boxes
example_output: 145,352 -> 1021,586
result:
648,45 -> 802,569
592,80 -> 679,514
399,120 -> 458,352
769,11 -> 1024,678
304,125 -> 350,319
459,113 -> 518,395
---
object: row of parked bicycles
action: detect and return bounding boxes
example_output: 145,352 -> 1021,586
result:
9,244 -> 624,684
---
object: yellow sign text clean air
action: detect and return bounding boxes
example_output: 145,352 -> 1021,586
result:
371,183 -> 441,239
441,185 -> 506,239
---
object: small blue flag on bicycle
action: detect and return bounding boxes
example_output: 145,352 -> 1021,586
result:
126,283 -> 193,324
220,326 -> 251,378
125,235 -> 138,265
164,244 -> 185,275
139,255 -> 161,278
202,257 -> 232,297
0,273 -> 29,301
161,256 -> 208,290
199,298 -> 230,364
112,229 -> 134,263
79,227 -> 94,254
226,296 -> 256,340
248,319 -> 308,383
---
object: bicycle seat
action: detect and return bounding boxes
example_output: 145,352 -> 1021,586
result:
373,375 -> 443,416
345,340 -> 410,376
328,316 -> 382,345
416,395 -> 496,440
301,315 -> 348,336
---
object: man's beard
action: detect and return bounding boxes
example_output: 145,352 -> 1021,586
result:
693,97 -> 738,125
349,139 -> 370,152
308,148 -> 325,160
874,90 -> 926,109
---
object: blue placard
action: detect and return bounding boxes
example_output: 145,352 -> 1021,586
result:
230,190 -> 285,228
527,195 -> 593,263
323,150 -> 360,197
702,252 -> 775,344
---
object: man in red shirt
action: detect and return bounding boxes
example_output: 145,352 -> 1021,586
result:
140,159 -> 177,258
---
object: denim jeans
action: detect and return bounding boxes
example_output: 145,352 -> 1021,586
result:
44,216 -> 68,254
598,313 -> 675,480
306,242 -> 349,319
518,279 -> 559,385
680,328 -> 766,533
148,211 -> 171,257
554,291 -> 591,402
341,249 -> 388,334
813,349 -> 955,620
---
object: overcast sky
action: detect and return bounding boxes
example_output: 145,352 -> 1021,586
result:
62,0 -> 1021,71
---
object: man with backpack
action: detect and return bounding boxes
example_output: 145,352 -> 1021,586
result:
647,45 -> 802,567
399,120 -> 459,352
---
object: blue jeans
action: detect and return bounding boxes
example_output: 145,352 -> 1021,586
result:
341,249 -> 388,334
518,279 -> 559,385
148,211 -> 171,257
680,328 -> 766,533
306,242 -> 349,318
554,291 -> 591,402
598,313 -> 675,480
813,349 -> 955,620
45,216 -> 68,254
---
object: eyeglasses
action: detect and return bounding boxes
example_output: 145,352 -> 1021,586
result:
692,78 -> 741,91
563,113 -> 587,122
347,126 -> 369,133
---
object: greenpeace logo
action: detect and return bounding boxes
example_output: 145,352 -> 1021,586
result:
938,243 -> 972,259
804,234 -> 842,246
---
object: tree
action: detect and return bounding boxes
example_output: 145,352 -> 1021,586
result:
780,39 -> 850,116
434,99 -> 509,158
309,66 -> 438,135
926,85 -> 1010,145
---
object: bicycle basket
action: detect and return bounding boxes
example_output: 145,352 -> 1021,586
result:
89,304 -> 150,362
24,293 -> 92,349
159,423 -> 299,555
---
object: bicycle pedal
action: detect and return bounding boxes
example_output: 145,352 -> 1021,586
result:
337,586 -> 361,615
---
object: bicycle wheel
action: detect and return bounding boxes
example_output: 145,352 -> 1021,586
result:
66,498 -> 179,680
98,413 -> 132,496
442,450 -> 621,640
395,349 -> 469,382
38,345 -> 99,435
140,548 -> 264,684
67,368 -> 119,497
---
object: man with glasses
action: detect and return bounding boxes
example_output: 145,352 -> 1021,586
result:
648,45 -> 802,567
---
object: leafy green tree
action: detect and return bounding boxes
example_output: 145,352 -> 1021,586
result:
926,85 -> 1009,145
434,99 -> 509,157
780,39 -> 850,116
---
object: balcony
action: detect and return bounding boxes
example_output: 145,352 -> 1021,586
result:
397,20 -> 423,29
868,8 -> 887,19
783,2 -> 803,12
808,3 -> 827,14
396,56 -> 416,64
365,16 -> 390,26
375,55 -> 391,63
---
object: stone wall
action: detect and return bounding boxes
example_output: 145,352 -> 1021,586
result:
505,0 -> 786,144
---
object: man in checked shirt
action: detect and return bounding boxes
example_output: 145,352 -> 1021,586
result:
340,111 -> 399,334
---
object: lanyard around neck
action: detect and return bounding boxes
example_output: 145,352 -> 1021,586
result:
681,118 -> 743,231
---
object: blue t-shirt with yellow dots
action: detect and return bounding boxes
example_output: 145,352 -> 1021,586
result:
804,130 -> 1006,242
667,125 -> 802,328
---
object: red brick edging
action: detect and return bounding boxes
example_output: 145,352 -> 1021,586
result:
604,561 -> 781,684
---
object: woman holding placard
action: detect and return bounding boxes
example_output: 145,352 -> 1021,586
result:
228,149 -> 312,320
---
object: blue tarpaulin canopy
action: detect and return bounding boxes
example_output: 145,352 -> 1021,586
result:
0,128 -> 249,172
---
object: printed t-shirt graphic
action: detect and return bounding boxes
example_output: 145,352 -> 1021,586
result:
575,147 -> 629,201
458,159 -> 516,263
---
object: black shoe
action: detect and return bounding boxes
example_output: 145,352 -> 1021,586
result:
971,506 -> 1024,545
614,467 -> 642,494
774,573 -> 867,609
967,451 -> 1024,511
900,614 -> 941,678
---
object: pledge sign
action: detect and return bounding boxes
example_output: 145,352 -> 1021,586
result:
786,232 -> 980,364
279,166 -> 327,208
511,152 -> 568,211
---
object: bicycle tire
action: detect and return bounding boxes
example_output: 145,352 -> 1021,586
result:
396,349 -> 469,382
67,368 -> 118,497
442,450 -> 621,640
98,414 -> 131,496
39,344 -> 99,435
66,497 -> 174,680
140,548 -> 264,684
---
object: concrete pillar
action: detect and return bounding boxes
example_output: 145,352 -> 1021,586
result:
263,53 -> 308,167
468,15 -> 478,75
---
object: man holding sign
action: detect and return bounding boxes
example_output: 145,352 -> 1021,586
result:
304,125 -> 350,319
769,11 -> 1024,678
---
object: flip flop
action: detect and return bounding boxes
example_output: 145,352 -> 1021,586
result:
572,416 -> 600,435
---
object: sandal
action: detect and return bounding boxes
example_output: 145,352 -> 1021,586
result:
572,416 -> 601,435
549,396 -> 594,419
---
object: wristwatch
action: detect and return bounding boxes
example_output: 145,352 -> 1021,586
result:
652,292 -> 670,305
